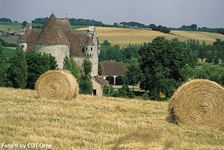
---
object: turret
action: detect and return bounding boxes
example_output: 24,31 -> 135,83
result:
84,36 -> 94,59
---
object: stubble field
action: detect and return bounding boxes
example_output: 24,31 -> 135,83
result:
0,88 -> 223,150
79,27 -> 224,47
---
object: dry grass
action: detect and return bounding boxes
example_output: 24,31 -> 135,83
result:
0,87 -> 224,150
78,27 -> 224,47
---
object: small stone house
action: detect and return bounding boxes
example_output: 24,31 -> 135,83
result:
18,14 -> 107,96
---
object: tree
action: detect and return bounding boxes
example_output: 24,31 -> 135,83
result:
25,52 -> 58,89
100,40 -> 122,62
121,44 -> 140,63
149,24 -> 157,30
63,56 -> 80,79
190,24 -> 198,31
22,21 -> 28,28
124,58 -> 142,91
139,37 -> 197,100
180,64 -> 194,81
103,85 -> 115,97
0,44 -> 7,86
195,64 -> 224,86
7,47 -> 28,88
117,83 -> 134,98
82,58 -> 92,76
79,59 -> 93,94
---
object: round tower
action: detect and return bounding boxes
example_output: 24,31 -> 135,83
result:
35,14 -> 70,69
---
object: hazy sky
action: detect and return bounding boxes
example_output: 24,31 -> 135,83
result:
0,0 -> 223,28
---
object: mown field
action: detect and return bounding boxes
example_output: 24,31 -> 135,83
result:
78,27 -> 224,47
0,88 -> 223,150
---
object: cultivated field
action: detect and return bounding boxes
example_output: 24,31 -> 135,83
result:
1,22 -> 224,47
0,88 -> 223,150
79,27 -> 224,47
0,22 -> 24,32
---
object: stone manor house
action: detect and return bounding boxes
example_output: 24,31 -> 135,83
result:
18,14 -> 108,96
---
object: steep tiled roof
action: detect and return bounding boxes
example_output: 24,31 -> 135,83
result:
70,30 -> 88,56
93,75 -> 109,86
18,29 -> 41,51
99,61 -> 127,76
85,37 -> 94,46
17,14 -> 92,56
36,14 -> 69,45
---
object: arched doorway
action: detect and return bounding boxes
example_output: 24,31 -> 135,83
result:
115,76 -> 123,85
106,76 -> 114,85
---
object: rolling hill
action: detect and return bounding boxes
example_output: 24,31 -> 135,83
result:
1,21 -> 224,47
0,87 -> 223,149
79,27 -> 224,47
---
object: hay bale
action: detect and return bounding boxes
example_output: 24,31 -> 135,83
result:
168,79 -> 224,129
35,70 -> 79,100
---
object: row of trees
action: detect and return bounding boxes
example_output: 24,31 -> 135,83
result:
2,16 -> 224,35
187,39 -> 224,64
0,18 -> 12,22
99,40 -> 140,63
170,24 -> 224,35
31,17 -> 104,26
113,22 -> 171,34
0,46 -> 58,88
149,24 -> 171,33
100,38 -> 224,66
0,44 -> 93,94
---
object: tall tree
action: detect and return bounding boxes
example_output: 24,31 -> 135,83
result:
139,37 -> 197,100
124,58 -> 142,91
7,47 -> 28,88
79,59 -> 93,94
22,21 -> 28,28
63,56 -> 80,79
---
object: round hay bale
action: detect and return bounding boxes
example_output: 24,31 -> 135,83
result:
35,70 -> 79,100
168,79 -> 224,129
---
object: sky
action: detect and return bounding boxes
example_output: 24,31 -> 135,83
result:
0,0 -> 224,28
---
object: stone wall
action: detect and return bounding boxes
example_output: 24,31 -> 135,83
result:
92,78 -> 103,96
35,44 -> 69,69
71,56 -> 84,69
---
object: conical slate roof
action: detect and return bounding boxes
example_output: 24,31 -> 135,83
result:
36,14 -> 69,45
17,14 -> 94,56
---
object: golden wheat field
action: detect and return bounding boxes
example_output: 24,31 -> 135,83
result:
0,87 -> 224,150
78,27 -> 224,47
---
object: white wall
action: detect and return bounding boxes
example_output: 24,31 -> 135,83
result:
18,43 -> 27,52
